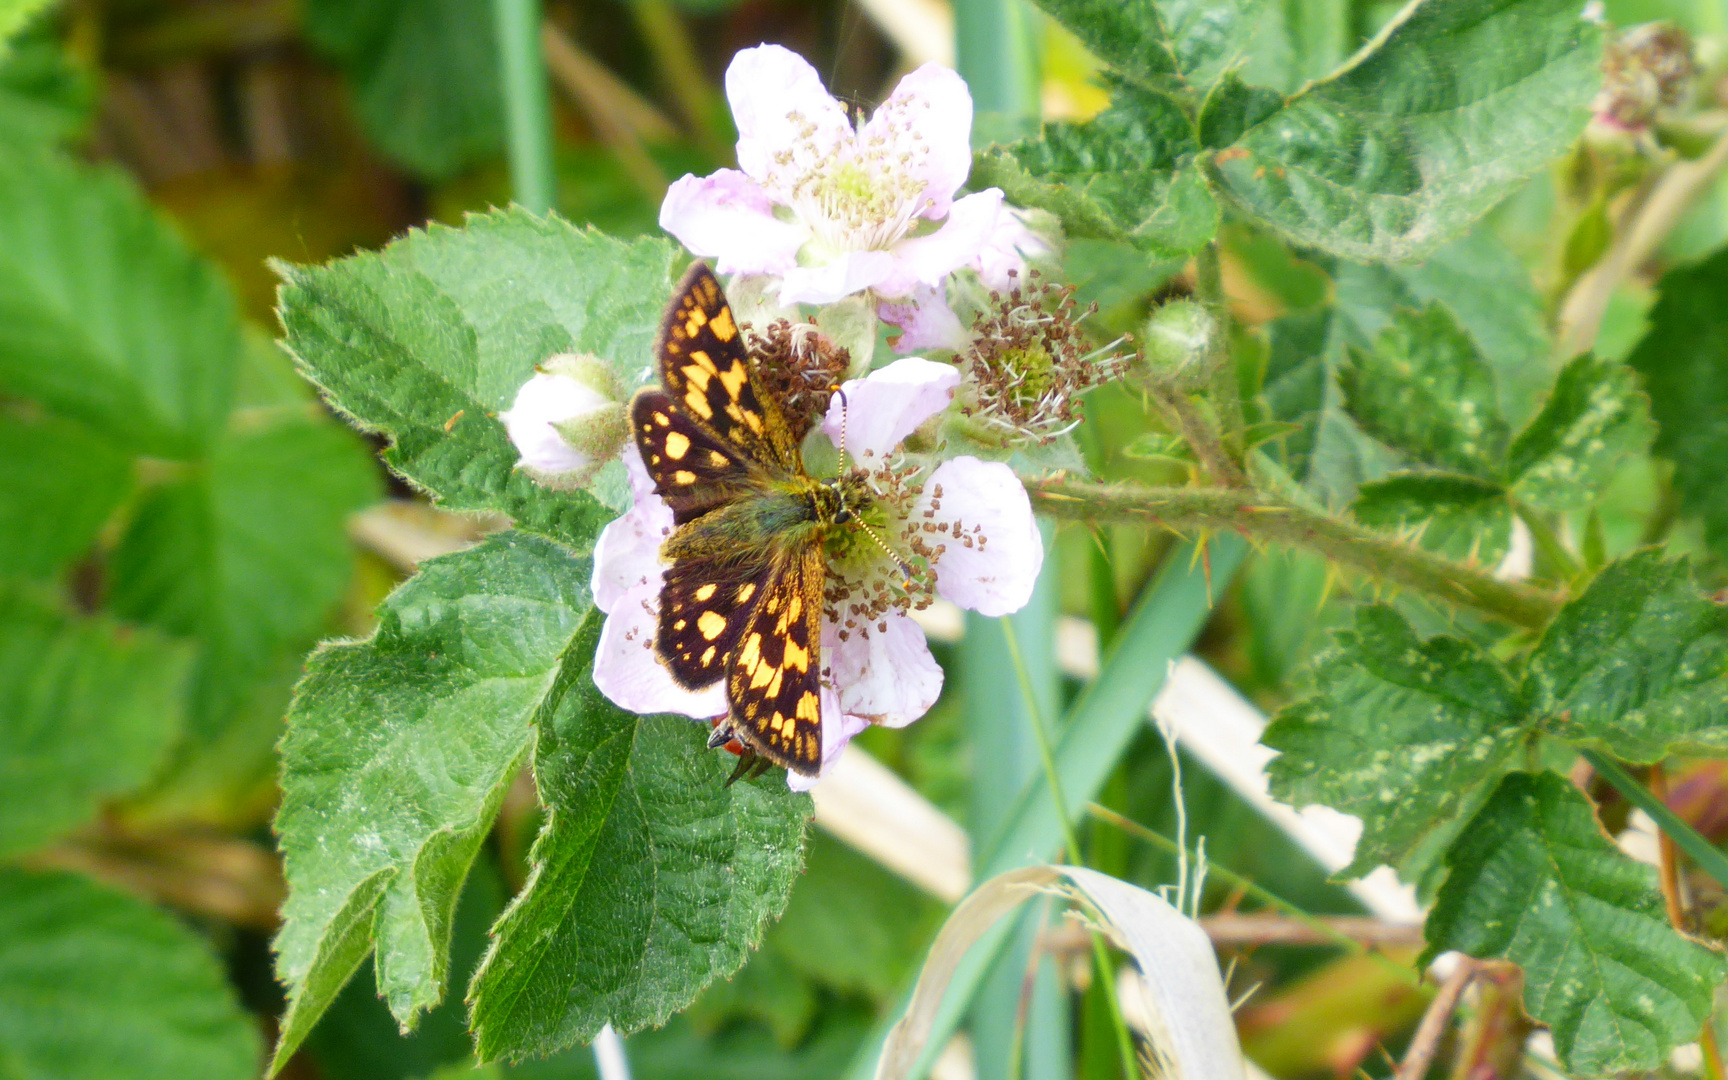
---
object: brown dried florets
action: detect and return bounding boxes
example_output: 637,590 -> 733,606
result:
1595,22 -> 1694,130
747,319 -> 852,440
957,270 -> 1130,445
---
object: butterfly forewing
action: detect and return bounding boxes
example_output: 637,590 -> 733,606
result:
726,546 -> 826,775
654,262 -> 801,475
632,390 -> 757,524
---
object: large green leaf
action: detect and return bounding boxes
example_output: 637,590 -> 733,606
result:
1528,552 -> 1728,762
0,15 -> 91,147
0,149 -> 238,456
467,610 -> 809,1061
1424,772 -> 1725,1073
108,405 -> 377,817
302,0 -> 502,180
0,582 -> 191,858
1207,0 -> 1602,261
1351,471 -> 1512,564
0,0 -> 54,49
1627,247 -> 1728,560
1506,353 -> 1651,512
0,868 -> 260,1080
271,532 -> 594,1070
1263,605 -> 1526,876
1338,303 -> 1509,476
971,86 -> 1218,257
0,411 -> 130,580
1024,1 -> 1180,90
275,211 -> 676,550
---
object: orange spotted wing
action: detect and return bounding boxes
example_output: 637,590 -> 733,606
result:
632,262 -> 827,776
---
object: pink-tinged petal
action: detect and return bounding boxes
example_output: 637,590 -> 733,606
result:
878,189 -> 1004,297
825,612 -> 943,728
592,446 -> 673,613
777,250 -> 897,305
727,45 -> 851,192
920,457 -> 1044,616
659,171 -> 805,276
863,63 -> 974,219
786,690 -> 870,791
820,356 -> 960,460
880,283 -> 969,354
594,582 -> 728,718
975,204 -> 1052,292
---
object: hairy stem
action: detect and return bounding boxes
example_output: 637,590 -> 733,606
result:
1152,386 -> 1246,488
1029,477 -> 1563,629
1194,242 -> 1246,460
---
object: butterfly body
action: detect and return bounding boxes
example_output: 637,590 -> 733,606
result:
631,262 -> 869,776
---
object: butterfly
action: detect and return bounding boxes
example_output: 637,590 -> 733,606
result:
632,262 -> 873,779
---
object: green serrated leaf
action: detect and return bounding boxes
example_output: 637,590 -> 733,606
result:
1627,248 -> 1728,560
276,211 -> 676,551
1528,551 -> 1728,762
0,411 -> 130,580
302,0 -> 502,180
1024,0 -> 1180,90
0,148 -> 239,456
116,411 -> 376,821
1338,304 -> 1509,476
0,16 -> 92,147
0,867 -> 261,1080
972,86 -> 1219,257
1507,353 -> 1652,512
272,532 -> 594,1069
1196,73 -> 1283,150
0,582 -> 191,858
1424,771 -> 1725,1073
1263,605 -> 1526,877
1207,0 -> 1602,261
468,608 -> 809,1061
1352,471 -> 1512,564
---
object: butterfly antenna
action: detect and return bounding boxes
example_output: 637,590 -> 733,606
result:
830,385 -> 913,588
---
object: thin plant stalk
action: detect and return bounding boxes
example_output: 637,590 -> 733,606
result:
1002,619 -> 1142,1080
494,0 -> 555,213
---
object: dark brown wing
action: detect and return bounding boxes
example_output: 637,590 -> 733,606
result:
725,545 -> 826,776
654,262 -> 801,474
632,390 -> 758,525
655,555 -> 771,691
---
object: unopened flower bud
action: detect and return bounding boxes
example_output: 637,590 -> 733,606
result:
1133,300 -> 1217,392
500,353 -> 627,489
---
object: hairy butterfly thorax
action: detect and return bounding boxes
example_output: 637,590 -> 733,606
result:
630,262 -> 880,780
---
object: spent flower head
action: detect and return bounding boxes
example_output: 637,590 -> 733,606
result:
956,272 -> 1130,445
1594,22 -> 1695,130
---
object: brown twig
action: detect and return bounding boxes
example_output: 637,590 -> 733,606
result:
1394,959 -> 1481,1080
29,824 -> 286,931
1040,914 -> 1425,954
1649,763 -> 1728,1079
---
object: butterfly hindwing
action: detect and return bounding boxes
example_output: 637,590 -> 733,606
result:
656,556 -> 768,690
726,545 -> 826,776
655,262 -> 801,474
632,390 -> 757,524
